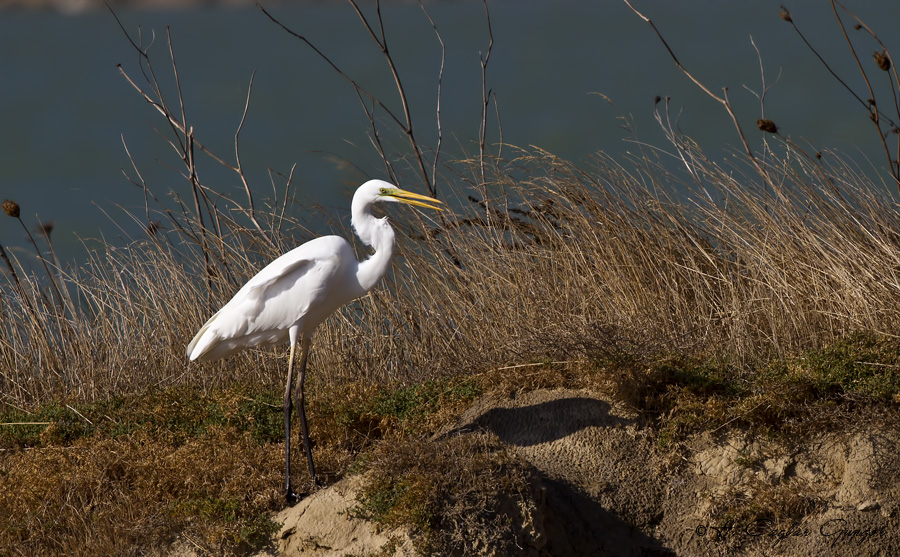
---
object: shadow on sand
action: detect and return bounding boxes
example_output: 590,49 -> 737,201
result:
444,396 -> 633,446
442,395 -> 676,556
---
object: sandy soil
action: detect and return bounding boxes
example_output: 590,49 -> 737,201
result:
266,388 -> 899,556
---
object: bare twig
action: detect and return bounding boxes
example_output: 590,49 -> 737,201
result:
119,135 -> 196,245
184,125 -> 215,299
781,3 -> 900,188
743,35 -> 784,208
167,24 -> 188,147
492,91 -> 503,164
268,163 -> 298,241
347,0 -> 434,195
478,0 -> 494,190
234,71 -> 277,248
419,1 -> 445,195
257,0 -> 439,197
743,34 -> 784,149
829,1 -> 899,188
623,0 -> 771,186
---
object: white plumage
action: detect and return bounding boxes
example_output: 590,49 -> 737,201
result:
187,236 -> 360,362
186,180 -> 442,501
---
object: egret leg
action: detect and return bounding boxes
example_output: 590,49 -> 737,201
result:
293,337 -> 318,488
283,342 -> 298,503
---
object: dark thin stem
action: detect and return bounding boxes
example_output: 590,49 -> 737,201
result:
478,0 -> 494,190
830,0 -> 900,189
419,1 -> 445,196
234,71 -> 276,248
15,217 -> 71,318
623,0 -> 769,187
0,244 -> 36,317
827,1 -> 898,188
346,0 -> 433,194
258,0 -> 438,197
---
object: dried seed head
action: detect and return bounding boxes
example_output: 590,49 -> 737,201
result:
36,221 -> 54,237
874,50 -> 891,71
2,200 -> 20,218
778,6 -> 792,23
654,95 -> 662,105
757,119 -> 779,134
854,24 -> 862,30
146,220 -> 165,237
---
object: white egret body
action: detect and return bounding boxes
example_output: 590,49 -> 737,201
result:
186,180 -> 442,501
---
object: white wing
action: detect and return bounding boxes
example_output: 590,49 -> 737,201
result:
186,236 -> 360,362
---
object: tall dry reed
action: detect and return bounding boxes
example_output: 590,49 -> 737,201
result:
3,1 -> 900,409
5,135 -> 898,409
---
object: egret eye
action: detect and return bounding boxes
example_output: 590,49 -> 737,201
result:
379,188 -> 390,196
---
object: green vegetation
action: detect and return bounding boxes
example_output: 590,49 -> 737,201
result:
368,378 -> 483,430
0,385 -> 285,449
626,332 -> 900,448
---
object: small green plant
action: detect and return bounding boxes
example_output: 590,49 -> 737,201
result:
369,377 -> 483,430
624,333 -> 900,446
802,333 -> 900,401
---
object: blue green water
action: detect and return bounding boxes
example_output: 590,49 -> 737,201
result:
2,0 -> 899,263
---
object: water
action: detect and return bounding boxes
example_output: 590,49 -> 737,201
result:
2,0 -> 899,264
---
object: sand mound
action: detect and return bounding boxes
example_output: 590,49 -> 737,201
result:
275,389 -> 900,556
274,473 -> 416,556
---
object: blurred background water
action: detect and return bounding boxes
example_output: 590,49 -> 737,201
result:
2,0 -> 900,264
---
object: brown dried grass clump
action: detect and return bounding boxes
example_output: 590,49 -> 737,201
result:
0,386 -> 290,555
352,433 -> 542,555
0,423 -> 283,555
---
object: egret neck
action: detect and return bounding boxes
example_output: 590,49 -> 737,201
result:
351,189 -> 397,294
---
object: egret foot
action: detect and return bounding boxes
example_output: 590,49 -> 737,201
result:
285,488 -> 298,505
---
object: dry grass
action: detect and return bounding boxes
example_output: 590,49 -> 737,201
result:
351,433 -> 542,555
0,386 -> 286,556
8,141 -> 900,405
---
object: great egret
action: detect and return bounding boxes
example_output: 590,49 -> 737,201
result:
186,180 -> 443,501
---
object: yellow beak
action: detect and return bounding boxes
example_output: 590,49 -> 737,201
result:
386,188 -> 444,211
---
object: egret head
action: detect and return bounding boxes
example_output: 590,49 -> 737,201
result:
355,180 -> 444,212
351,180 -> 443,249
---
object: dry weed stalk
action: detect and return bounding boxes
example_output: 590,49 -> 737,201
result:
257,0 -> 444,197
623,0 -> 770,186
783,2 -> 900,188
628,1 -> 900,192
